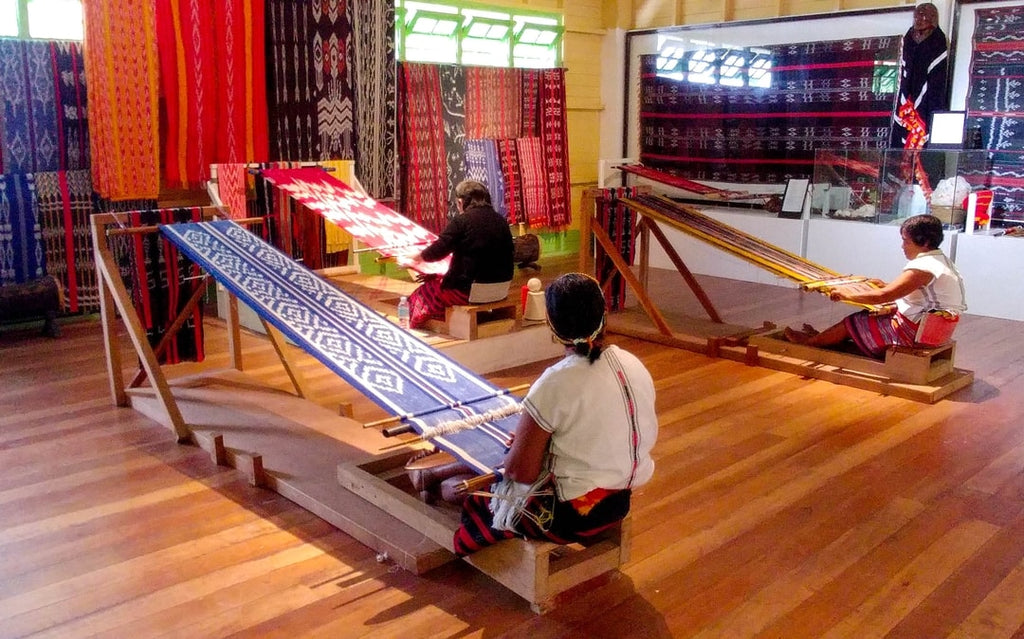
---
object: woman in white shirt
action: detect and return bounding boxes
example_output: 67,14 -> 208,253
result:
453,273 -> 658,556
784,214 -> 966,358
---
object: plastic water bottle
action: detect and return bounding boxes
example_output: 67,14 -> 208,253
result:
397,296 -> 410,330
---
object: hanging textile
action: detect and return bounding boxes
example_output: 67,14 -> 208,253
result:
265,0 -> 356,162
465,66 -> 522,140
539,68 -> 571,227
156,0 -> 269,188
399,63 -> 449,232
639,37 -> 899,184
35,170 -> 95,313
464,138 -> 507,221
118,207 -> 205,364
213,163 -> 249,220
82,0 -> 160,200
964,5 -> 1024,219
496,139 -> 524,225
593,188 -> 639,311
516,137 -> 549,228
351,0 -> 396,200
0,172 -> 46,286
51,41 -> 89,171
520,69 -> 541,138
0,40 -> 59,173
439,65 -> 467,218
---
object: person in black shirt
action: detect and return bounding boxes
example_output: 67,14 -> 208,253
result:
400,180 -> 514,329
890,3 -> 949,149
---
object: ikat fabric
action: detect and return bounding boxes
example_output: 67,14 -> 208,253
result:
516,137 -> 549,228
539,68 -> 572,227
399,63 -> 449,233
82,0 -> 161,200
266,0 -> 356,163
439,65 -> 467,218
0,39 -> 89,174
35,170 -> 96,313
465,66 -> 521,140
965,5 -> 1024,219
639,37 -> 900,184
156,0 -> 269,188
260,167 -> 449,276
161,220 -> 518,473
464,138 -> 508,221
0,172 -> 45,285
351,0 -> 397,200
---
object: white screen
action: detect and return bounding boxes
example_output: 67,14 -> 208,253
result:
930,112 -> 966,146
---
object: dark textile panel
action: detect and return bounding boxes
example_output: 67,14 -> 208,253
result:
108,208 -> 206,365
593,188 -> 640,311
265,0 -> 356,162
965,5 -> 1024,220
35,169 -> 95,313
0,173 -> 45,285
639,37 -> 900,184
439,65 -> 467,219
351,0 -> 397,201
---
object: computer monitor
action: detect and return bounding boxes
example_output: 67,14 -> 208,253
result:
928,111 -> 966,150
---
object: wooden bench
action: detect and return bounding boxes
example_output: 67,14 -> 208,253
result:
338,450 -> 631,613
0,275 -> 63,337
440,298 -> 518,341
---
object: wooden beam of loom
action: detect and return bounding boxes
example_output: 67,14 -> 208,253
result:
617,194 -> 888,314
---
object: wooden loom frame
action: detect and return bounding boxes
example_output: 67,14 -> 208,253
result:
91,211 -> 628,611
578,188 -> 974,403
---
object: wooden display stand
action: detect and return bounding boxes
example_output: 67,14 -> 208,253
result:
338,450 -> 631,614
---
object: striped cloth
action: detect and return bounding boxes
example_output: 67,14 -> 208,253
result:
161,220 -> 520,473
82,0 -> 160,200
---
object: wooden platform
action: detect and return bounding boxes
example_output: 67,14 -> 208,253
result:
744,331 -> 974,403
337,450 -> 631,613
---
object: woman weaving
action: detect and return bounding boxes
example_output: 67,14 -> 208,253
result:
453,273 -> 658,556
784,214 -> 966,358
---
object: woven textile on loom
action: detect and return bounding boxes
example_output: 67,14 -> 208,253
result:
259,167 -> 450,276
81,0 -> 160,200
0,39 -> 89,174
265,0 -> 356,163
156,0 -> 269,188
639,36 -> 899,184
593,188 -> 639,311
351,0 -> 397,200
161,220 -> 519,473
965,5 -> 1024,219
0,173 -> 45,285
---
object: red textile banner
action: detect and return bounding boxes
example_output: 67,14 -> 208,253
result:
260,167 -> 449,276
516,137 -> 549,228
400,63 -> 449,232
465,67 -> 521,139
539,68 -> 571,227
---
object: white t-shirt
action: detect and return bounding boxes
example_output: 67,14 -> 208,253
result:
896,250 -> 967,322
522,344 -> 658,501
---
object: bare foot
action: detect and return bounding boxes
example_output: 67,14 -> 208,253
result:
784,326 -> 812,344
801,323 -> 819,336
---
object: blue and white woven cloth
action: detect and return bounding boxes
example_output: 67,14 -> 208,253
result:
161,220 -> 518,473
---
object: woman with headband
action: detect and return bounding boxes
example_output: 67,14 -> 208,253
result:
454,273 -> 659,556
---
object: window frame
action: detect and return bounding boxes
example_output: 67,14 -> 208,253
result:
396,0 -> 562,69
2,0 -> 83,41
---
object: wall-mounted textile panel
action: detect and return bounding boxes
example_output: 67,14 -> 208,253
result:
638,37 -> 900,184
963,4 -> 1024,219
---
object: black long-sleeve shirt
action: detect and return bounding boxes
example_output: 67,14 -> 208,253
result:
420,204 -> 514,293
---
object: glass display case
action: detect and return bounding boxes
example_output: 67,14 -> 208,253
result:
811,149 -> 993,227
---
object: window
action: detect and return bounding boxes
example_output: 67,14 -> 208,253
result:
396,0 -> 562,68
1,0 -> 82,40
655,37 -> 773,88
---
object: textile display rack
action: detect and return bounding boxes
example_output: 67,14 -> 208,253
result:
92,211 -> 622,610
581,188 -> 973,402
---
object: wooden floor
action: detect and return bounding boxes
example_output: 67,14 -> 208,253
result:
3,264 -> 1024,638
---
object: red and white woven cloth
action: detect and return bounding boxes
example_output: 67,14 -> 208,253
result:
260,167 -> 449,275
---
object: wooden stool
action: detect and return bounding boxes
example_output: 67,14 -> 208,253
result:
0,275 -> 63,337
444,299 -> 517,340
463,517 -> 632,614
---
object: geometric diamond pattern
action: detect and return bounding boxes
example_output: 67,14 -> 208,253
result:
160,220 -> 516,472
